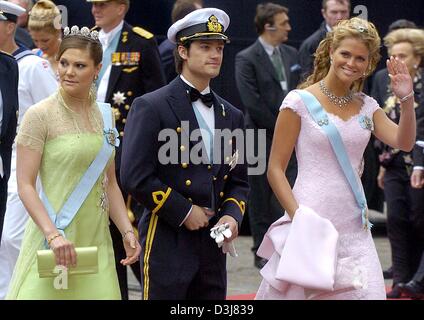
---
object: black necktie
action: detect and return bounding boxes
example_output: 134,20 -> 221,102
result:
189,87 -> 214,108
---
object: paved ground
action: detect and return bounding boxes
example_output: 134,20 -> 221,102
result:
127,210 -> 391,299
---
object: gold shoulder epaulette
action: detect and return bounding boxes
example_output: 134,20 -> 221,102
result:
133,26 -> 154,39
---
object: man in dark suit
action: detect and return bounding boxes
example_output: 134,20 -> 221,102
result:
121,8 -> 249,300
87,0 -> 166,300
235,3 -> 300,269
0,48 -> 19,242
159,0 -> 202,83
298,0 -> 350,80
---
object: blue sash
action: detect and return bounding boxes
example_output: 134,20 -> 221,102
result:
296,90 -> 372,230
41,102 -> 120,243
192,105 -> 214,163
96,31 -> 121,87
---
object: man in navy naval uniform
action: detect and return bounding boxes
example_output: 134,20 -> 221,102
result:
87,0 -> 166,300
0,12 -> 18,241
121,8 -> 249,300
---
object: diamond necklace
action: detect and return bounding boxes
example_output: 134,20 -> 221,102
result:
319,80 -> 354,108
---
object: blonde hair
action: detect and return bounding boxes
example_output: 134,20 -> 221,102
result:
28,0 -> 61,34
384,28 -> 424,65
299,17 -> 381,92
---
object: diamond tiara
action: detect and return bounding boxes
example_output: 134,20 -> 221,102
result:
63,26 -> 99,41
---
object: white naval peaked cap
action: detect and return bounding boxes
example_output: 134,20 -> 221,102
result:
0,0 -> 25,23
167,7 -> 230,45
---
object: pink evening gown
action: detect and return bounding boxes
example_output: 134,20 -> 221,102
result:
255,90 -> 386,300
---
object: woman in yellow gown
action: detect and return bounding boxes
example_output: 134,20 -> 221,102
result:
7,26 -> 141,300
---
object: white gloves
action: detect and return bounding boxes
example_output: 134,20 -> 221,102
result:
210,223 -> 238,257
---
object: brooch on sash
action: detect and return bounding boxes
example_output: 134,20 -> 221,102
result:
317,117 -> 329,126
358,115 -> 374,131
104,128 -> 120,147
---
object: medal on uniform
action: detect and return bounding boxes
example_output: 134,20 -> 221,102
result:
113,91 -> 127,106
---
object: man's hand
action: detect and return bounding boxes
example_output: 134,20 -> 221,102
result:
411,168 -> 424,189
215,215 -> 238,242
184,205 -> 209,230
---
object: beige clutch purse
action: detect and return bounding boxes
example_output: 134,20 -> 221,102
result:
36,246 -> 98,278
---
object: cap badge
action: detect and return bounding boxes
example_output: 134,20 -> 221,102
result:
207,15 -> 223,33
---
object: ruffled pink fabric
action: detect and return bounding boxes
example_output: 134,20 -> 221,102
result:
257,205 -> 339,295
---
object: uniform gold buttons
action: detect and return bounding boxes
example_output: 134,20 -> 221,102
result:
207,165 -> 212,170
224,175 -> 228,180
125,104 -> 130,110
127,91 -> 133,96
181,163 -> 188,169
185,180 -> 192,186
176,127 -> 182,133
120,131 -> 124,137
188,198 -> 193,202
213,176 -> 217,181
180,145 -> 186,152
122,119 -> 126,124
220,192 -> 224,197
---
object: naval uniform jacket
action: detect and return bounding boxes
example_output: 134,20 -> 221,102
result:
121,76 -> 249,229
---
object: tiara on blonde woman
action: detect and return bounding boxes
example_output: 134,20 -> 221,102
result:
63,25 -> 99,41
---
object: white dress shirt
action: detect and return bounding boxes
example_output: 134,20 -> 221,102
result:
97,20 -> 124,103
180,75 -> 215,133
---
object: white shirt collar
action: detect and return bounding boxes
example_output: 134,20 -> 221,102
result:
258,36 -> 279,57
325,23 -> 332,32
98,20 -> 124,48
180,75 -> 210,94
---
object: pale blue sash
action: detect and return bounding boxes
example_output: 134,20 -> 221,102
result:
192,105 -> 216,212
296,90 -> 372,230
96,31 -> 121,87
41,102 -> 120,243
192,106 -> 214,163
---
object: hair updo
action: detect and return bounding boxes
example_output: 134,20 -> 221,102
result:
28,0 -> 61,34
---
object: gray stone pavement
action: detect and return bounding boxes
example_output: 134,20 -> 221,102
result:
127,210 -> 392,300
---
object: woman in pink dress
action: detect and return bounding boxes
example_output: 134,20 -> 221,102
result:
256,17 -> 416,300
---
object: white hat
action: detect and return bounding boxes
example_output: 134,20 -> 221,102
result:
167,8 -> 230,45
0,0 -> 25,23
